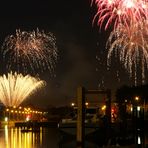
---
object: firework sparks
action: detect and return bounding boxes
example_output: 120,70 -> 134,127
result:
92,0 -> 148,30
107,20 -> 148,84
2,29 -> 58,74
0,72 -> 46,107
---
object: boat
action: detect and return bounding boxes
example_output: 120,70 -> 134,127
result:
58,107 -> 103,136
21,128 -> 40,133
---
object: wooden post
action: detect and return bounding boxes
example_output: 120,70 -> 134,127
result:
77,86 -> 85,148
106,89 -> 111,125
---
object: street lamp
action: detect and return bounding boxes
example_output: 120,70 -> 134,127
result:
101,105 -> 106,111
135,96 -> 139,101
85,102 -> 89,106
134,96 -> 140,117
71,103 -> 75,107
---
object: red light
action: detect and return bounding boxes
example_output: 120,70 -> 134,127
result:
26,114 -> 31,118
111,109 -> 115,113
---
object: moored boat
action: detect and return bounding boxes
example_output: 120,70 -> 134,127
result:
58,106 -> 103,136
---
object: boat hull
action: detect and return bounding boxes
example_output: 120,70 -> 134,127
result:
58,122 -> 100,136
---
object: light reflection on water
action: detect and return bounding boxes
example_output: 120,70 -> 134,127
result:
0,125 -> 59,148
1,125 -> 147,148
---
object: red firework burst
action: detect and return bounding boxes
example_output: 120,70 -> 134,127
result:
92,0 -> 148,30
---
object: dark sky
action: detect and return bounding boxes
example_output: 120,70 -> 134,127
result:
0,0 -> 134,107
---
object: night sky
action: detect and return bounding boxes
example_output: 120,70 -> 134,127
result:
0,0 -> 136,107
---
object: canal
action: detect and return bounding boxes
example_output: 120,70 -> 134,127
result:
0,126 -> 59,148
0,126 -> 101,148
0,125 -> 147,148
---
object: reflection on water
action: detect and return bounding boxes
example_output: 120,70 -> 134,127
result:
0,125 -> 59,148
1,125 -> 147,148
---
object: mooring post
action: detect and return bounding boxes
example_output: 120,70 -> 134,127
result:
106,89 -> 111,126
77,86 -> 85,148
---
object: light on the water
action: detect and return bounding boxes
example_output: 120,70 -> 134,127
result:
138,136 -> 141,144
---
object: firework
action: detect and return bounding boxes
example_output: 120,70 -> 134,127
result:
2,29 -> 58,74
92,0 -> 148,30
0,72 -> 46,107
107,20 -> 148,84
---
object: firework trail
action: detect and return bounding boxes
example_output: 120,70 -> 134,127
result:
2,29 -> 58,74
92,0 -> 148,30
107,20 -> 148,85
0,72 -> 46,107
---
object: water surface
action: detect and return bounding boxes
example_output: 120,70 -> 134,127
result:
0,126 -> 59,148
